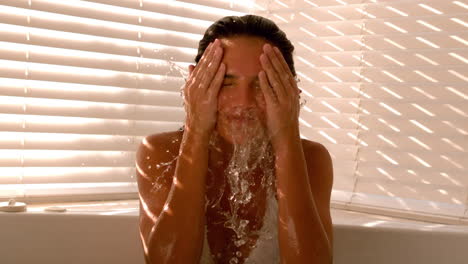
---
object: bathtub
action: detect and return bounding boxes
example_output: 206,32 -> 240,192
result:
1,199 -> 467,264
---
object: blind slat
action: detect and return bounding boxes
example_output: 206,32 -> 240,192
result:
0,182 -> 138,198
0,24 -> 198,61
13,167 -> 136,184
0,150 -> 136,167
0,59 -> 186,91
0,4 -> 203,44
0,79 -> 183,107
0,132 -> 142,151
0,113 -> 183,135
0,96 -> 185,121
358,129 -> 468,153
357,163 -> 466,186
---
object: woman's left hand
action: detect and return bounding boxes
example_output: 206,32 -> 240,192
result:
258,43 -> 301,148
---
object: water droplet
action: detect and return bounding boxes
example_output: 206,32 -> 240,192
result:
240,219 -> 249,227
235,251 -> 242,257
146,156 -> 150,160
148,165 -> 152,169
229,257 -> 239,264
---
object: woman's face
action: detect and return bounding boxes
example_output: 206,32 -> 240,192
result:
216,36 -> 269,145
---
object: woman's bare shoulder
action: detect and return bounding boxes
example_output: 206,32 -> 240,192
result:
136,131 -> 184,236
136,130 -> 183,196
137,130 -> 183,160
144,130 -> 184,148
300,138 -> 333,187
300,138 -> 329,154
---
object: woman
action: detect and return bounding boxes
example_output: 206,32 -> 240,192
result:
136,15 -> 334,264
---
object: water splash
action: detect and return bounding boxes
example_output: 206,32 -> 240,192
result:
205,108 -> 276,261
153,48 -> 189,109
150,155 -> 178,193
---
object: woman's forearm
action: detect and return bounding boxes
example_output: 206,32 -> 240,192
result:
275,131 -> 332,264
146,131 -> 210,264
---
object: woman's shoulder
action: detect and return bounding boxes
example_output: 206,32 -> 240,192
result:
144,130 -> 184,145
300,138 -> 333,171
300,138 -> 329,154
136,130 -> 183,162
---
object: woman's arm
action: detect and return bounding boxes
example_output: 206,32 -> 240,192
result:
274,130 -> 333,264
138,131 -> 211,263
137,38 -> 225,264
257,43 -> 333,263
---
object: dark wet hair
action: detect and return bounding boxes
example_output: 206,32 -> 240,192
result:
195,15 -> 296,76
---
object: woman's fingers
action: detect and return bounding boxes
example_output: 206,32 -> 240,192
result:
258,70 -> 277,105
186,38 -> 224,100
201,44 -> 224,93
188,64 -> 195,76
265,44 -> 295,95
194,45 -> 216,86
260,51 -> 285,99
185,65 -> 195,99
272,47 -> 292,77
272,46 -> 298,94
206,62 -> 226,100
193,39 -> 223,91
191,41 -> 213,78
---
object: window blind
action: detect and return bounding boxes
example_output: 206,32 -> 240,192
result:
254,0 -> 467,225
0,0 -> 250,204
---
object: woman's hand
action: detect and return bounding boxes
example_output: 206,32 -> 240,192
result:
184,39 -> 225,137
258,43 -> 301,148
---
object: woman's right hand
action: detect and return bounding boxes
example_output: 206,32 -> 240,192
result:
184,38 -> 225,137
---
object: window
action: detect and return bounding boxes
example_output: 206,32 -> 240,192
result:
255,0 -> 467,224
0,0 -> 251,204
2,0 -> 466,225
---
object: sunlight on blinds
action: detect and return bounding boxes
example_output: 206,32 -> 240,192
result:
254,0 -> 468,225
0,0 -> 250,203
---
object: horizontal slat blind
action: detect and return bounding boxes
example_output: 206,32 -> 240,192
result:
255,0 -> 365,214
0,0 -> 249,203
254,0 -> 468,224
353,0 -> 467,224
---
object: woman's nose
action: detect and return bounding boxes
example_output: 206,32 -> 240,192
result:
233,83 -> 256,107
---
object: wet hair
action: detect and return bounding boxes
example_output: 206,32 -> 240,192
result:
195,14 -> 296,76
